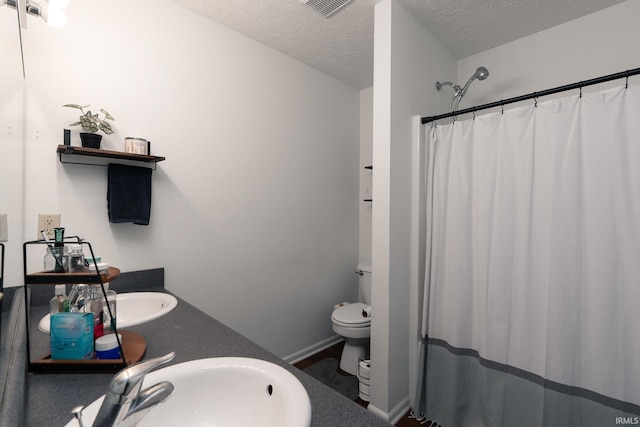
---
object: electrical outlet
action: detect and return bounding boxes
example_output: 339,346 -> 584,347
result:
38,214 -> 61,240
0,213 -> 7,242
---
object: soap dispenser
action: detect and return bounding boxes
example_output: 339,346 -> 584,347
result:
85,284 -> 104,341
50,284 -> 70,315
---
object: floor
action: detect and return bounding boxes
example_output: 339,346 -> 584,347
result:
293,342 -> 441,427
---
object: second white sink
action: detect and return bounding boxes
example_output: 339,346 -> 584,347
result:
39,291 -> 178,333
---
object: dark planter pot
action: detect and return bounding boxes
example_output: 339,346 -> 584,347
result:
80,133 -> 102,149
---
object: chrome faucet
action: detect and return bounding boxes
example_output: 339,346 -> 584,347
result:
89,352 -> 176,427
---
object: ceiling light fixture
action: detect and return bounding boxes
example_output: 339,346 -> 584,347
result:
4,0 -> 69,28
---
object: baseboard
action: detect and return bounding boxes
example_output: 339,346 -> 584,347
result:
283,335 -> 344,364
388,395 -> 411,424
367,404 -> 388,421
367,395 -> 410,425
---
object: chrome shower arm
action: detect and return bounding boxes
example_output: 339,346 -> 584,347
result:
436,81 -> 461,94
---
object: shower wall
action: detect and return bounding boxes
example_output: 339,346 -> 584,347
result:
457,1 -> 640,110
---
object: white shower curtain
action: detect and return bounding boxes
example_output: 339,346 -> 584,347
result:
412,84 -> 640,426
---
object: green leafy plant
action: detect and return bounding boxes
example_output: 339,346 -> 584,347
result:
63,104 -> 115,134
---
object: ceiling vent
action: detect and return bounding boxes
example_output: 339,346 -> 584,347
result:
300,0 -> 353,18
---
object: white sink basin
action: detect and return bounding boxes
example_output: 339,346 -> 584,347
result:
65,357 -> 312,427
39,292 -> 178,333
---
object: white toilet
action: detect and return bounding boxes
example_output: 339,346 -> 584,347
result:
331,264 -> 371,375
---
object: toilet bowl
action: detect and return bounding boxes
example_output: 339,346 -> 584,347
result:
331,265 -> 372,375
331,302 -> 370,374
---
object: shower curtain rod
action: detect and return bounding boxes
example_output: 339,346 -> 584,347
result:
422,66 -> 640,124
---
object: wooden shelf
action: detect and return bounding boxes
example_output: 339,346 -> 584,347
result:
30,330 -> 146,373
57,145 -> 165,165
25,266 -> 120,285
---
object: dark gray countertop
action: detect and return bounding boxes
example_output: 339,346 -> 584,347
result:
26,287 -> 392,427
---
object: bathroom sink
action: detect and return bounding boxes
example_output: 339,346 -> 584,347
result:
39,292 -> 178,333
65,357 -> 312,427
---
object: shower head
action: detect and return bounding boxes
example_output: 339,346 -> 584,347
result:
459,66 -> 490,98
436,66 -> 490,116
474,66 -> 490,81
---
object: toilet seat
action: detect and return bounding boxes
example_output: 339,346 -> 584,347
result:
331,303 -> 371,328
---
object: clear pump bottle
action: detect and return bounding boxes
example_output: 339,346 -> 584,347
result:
84,284 -> 104,341
102,283 -> 117,333
50,284 -> 70,315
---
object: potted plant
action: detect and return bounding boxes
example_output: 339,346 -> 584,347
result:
63,104 -> 115,149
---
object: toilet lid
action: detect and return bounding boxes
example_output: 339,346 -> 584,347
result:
332,303 -> 371,326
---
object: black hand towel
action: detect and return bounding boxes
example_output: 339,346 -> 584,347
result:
107,163 -> 152,225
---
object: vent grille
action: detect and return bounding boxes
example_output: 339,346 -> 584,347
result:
300,0 -> 353,18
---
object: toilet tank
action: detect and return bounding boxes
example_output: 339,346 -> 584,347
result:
357,264 -> 372,305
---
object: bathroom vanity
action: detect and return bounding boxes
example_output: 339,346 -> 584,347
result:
15,270 -> 392,427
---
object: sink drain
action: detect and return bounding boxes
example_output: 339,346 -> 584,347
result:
267,384 -> 273,396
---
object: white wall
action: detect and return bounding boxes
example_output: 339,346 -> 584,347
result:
370,0 -> 455,421
457,0 -> 640,111
0,0 -> 360,360
370,0 -> 640,422
359,87 -> 373,267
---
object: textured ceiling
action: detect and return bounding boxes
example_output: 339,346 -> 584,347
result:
172,0 -> 626,90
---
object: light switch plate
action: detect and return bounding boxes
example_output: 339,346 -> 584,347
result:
0,213 -> 7,242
